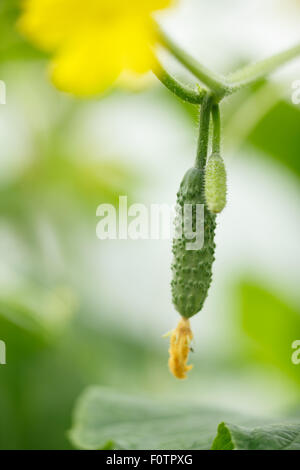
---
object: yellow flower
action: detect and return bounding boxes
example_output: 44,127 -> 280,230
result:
19,0 -> 174,96
168,317 -> 193,380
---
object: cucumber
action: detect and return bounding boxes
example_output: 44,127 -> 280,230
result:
171,167 -> 216,318
205,152 -> 227,214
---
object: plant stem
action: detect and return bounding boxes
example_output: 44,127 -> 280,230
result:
227,42 -> 300,91
152,59 -> 205,104
196,94 -> 212,169
212,104 -> 221,154
157,23 -> 300,102
158,28 -> 230,99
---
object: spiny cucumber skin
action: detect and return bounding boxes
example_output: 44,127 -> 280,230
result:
171,167 -> 216,319
205,153 -> 227,214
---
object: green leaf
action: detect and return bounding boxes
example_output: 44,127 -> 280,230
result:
238,281 -> 300,384
247,100 -> 300,178
0,285 -> 75,341
0,0 -> 45,63
212,422 -> 300,450
211,423 -> 235,450
69,387 -> 267,450
222,81 -> 300,181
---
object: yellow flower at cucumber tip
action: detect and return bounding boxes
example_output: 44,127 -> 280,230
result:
18,0 -> 175,97
168,317 -> 193,380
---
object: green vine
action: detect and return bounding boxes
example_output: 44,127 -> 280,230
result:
153,59 -> 205,104
157,27 -> 229,99
155,26 -> 300,103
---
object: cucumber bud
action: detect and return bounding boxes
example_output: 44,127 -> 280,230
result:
205,153 -> 227,214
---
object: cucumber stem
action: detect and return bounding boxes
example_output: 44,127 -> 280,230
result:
212,104 -> 221,154
158,27 -> 229,99
152,59 -> 206,104
156,23 -> 300,103
227,42 -> 300,91
196,94 -> 212,169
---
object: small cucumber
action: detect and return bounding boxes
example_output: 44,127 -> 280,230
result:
205,152 -> 227,214
171,167 -> 216,318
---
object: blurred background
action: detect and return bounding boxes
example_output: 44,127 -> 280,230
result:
0,0 -> 300,449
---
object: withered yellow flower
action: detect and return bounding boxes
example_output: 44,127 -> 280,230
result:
19,0 -> 174,96
168,317 -> 193,379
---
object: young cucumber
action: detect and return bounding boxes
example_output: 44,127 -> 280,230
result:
171,167 -> 216,318
205,152 -> 227,214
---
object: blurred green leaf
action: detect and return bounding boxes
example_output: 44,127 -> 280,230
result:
247,100 -> 300,178
221,81 -> 300,180
0,285 -> 75,341
0,147 -> 138,263
69,387 -> 267,450
0,297 -> 168,449
0,0 -> 45,63
212,422 -> 300,450
238,281 -> 300,384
